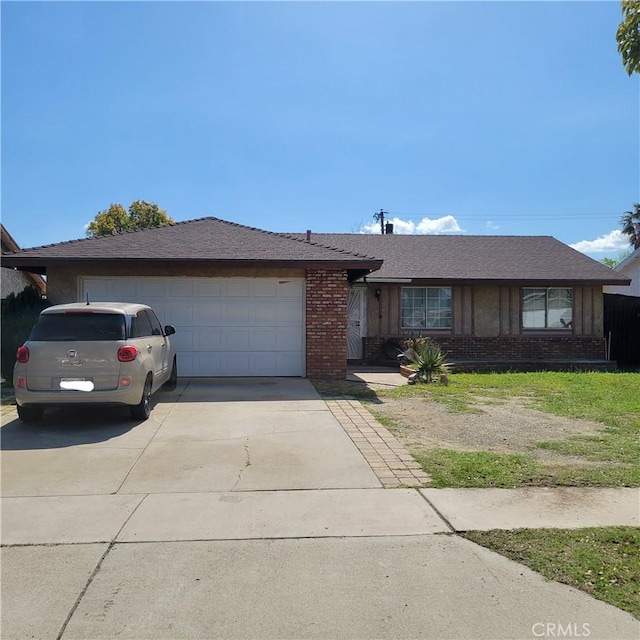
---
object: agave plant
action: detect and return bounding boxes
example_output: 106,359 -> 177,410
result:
403,338 -> 452,383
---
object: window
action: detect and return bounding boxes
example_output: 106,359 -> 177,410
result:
30,313 -> 126,341
401,287 -> 452,329
131,311 -> 153,338
522,288 -> 573,329
145,310 -> 164,336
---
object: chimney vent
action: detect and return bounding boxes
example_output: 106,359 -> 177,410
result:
385,222 -> 394,235
306,229 -> 311,242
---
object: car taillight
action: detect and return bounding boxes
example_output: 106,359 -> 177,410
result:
117,346 -> 138,362
16,346 -> 29,363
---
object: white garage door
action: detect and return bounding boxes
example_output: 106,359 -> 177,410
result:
80,277 -> 305,377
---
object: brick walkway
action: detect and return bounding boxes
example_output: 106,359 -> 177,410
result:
326,399 -> 431,488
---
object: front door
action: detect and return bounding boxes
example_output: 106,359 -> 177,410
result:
347,287 -> 367,359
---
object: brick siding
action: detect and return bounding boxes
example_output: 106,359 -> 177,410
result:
306,269 -> 348,379
364,335 -> 607,365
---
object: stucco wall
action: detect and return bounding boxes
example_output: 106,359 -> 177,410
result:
1,268 -> 34,299
604,252 -> 640,298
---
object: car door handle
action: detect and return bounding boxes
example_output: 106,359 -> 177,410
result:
147,345 -> 153,353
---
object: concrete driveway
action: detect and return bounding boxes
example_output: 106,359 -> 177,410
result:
2,378 -> 638,639
1,378 -> 380,496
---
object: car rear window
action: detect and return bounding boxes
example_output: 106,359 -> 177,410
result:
30,313 -> 126,341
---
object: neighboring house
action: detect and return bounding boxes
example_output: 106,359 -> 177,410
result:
1,224 -> 46,299
1,217 -> 630,378
603,247 -> 640,366
603,247 -> 640,298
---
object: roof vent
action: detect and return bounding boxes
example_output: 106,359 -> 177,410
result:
385,223 -> 394,235
306,229 -> 312,242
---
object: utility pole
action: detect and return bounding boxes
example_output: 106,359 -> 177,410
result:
373,209 -> 387,234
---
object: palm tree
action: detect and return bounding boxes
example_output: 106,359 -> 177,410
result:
620,203 -> 640,249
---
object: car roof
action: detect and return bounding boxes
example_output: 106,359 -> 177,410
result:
40,302 -> 152,315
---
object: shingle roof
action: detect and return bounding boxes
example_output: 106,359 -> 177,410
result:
1,217 -> 381,270
287,233 -> 630,285
2,217 -> 629,285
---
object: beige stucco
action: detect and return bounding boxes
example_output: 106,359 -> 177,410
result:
46,264 -> 306,305
1,268 -> 34,299
604,250 -> 640,298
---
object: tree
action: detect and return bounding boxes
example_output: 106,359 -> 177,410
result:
601,257 -> 619,269
600,249 -> 633,269
1,286 -> 49,381
616,0 -> 640,75
86,201 -> 174,237
129,200 -> 174,231
620,203 -> 640,248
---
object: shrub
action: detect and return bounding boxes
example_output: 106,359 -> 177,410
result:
402,337 -> 452,383
1,286 -> 48,383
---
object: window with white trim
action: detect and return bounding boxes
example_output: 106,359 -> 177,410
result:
401,287 -> 452,329
522,288 -> 573,329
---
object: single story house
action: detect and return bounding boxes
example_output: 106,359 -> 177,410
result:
1,217 -> 630,378
1,224 -> 46,299
293,232 -> 630,368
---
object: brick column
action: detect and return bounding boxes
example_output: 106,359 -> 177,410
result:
306,268 -> 348,379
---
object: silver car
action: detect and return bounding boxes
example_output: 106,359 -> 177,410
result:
13,302 -> 177,422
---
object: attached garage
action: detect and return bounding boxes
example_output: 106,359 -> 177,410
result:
80,276 -> 305,377
2,217 -> 382,379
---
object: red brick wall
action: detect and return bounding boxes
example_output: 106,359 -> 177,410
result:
306,269 -> 348,379
364,335 -> 607,364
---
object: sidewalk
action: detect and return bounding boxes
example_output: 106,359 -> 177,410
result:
337,367 -> 640,530
2,374 -> 639,639
347,364 -> 406,387
329,395 -> 639,530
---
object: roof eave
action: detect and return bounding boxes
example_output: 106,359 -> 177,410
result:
1,256 -> 383,274
364,276 -> 632,286
614,247 -> 640,271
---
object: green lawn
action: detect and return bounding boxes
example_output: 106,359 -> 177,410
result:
380,372 -> 640,488
314,373 -> 639,617
463,527 -> 640,619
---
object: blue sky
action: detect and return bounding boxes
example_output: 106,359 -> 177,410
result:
2,1 -> 638,259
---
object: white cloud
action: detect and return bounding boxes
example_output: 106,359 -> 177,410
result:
361,215 -> 462,235
570,230 -> 629,254
387,218 -> 417,234
486,221 -> 500,230
360,222 -> 382,234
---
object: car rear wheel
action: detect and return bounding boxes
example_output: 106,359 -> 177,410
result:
17,405 -> 44,423
130,375 -> 152,420
164,357 -> 177,391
